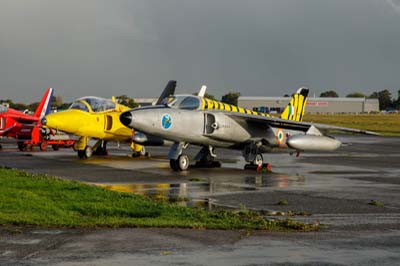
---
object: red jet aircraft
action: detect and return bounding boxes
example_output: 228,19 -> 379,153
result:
0,88 -> 73,151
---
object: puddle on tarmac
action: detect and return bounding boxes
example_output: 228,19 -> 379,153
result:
95,183 -> 211,208
93,172 -> 305,209
1,239 -> 42,245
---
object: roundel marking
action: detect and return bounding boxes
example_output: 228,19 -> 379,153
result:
161,114 -> 172,130
276,128 -> 285,145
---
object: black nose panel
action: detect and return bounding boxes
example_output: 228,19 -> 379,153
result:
120,111 -> 132,127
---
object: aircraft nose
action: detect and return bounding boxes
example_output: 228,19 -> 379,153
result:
120,111 -> 133,127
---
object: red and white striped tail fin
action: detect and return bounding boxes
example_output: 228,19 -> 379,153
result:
34,88 -> 54,119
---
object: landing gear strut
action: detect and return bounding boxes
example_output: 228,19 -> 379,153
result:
93,141 -> 108,156
243,142 -> 271,171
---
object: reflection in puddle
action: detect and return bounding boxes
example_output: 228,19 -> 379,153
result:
94,172 -> 305,209
96,183 -> 212,208
246,173 -> 305,188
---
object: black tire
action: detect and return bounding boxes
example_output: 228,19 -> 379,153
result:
84,146 -> 93,158
77,150 -> 86,159
39,142 -> 47,151
0,144 -> 2,150
170,159 -> 179,171
77,147 -> 92,159
52,144 -> 60,151
177,154 -> 190,171
140,146 -> 146,156
18,142 -> 27,151
254,153 -> 263,166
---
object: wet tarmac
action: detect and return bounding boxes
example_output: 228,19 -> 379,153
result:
1,135 -> 400,265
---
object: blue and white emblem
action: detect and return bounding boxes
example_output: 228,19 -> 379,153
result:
161,114 -> 172,130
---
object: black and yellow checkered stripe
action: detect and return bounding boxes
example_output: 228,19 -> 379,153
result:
280,92 -> 308,122
201,98 -> 270,117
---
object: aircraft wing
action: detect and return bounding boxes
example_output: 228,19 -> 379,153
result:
0,123 -> 16,134
5,114 -> 38,124
225,112 -> 380,136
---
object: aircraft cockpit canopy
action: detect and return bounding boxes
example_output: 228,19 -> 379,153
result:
0,105 -> 8,114
69,97 -> 116,113
164,95 -> 201,110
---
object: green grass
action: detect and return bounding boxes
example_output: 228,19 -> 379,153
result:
303,113 -> 400,136
0,167 -> 316,231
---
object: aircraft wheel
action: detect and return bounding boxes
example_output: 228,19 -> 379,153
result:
52,144 -> 60,151
177,154 -> 190,171
39,142 -> 47,151
84,146 -> 93,158
77,150 -> 86,159
170,159 -> 179,171
140,146 -> 146,156
254,153 -> 263,166
0,144 -> 2,150
77,146 -> 93,159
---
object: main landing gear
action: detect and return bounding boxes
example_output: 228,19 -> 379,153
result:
168,143 -> 221,171
130,142 -> 147,158
75,138 -> 106,159
168,142 -> 190,171
243,142 -> 271,171
194,146 -> 221,168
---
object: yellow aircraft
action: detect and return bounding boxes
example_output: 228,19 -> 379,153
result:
41,81 -> 176,159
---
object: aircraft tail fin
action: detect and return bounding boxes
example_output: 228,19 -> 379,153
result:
280,87 -> 309,122
34,88 -> 54,119
198,85 -> 207,97
156,80 -> 176,105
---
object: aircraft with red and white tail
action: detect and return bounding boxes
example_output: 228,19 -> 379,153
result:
0,88 -> 74,151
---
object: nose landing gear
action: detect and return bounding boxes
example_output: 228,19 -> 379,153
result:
168,142 -> 191,171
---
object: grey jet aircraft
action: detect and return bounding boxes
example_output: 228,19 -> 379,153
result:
120,86 -> 378,171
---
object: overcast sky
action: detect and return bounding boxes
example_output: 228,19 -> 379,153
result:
1,0 -> 400,103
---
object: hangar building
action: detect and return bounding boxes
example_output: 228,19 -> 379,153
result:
238,96 -> 379,114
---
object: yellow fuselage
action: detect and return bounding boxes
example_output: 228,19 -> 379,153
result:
45,109 -> 132,142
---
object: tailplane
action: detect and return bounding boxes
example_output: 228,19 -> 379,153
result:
34,88 -> 54,119
280,87 -> 309,122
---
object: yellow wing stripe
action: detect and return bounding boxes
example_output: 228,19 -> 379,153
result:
201,97 -> 272,118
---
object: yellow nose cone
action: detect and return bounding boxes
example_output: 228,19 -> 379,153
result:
44,110 -> 86,135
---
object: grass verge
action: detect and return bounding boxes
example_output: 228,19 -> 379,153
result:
303,114 -> 400,136
0,167 -> 316,231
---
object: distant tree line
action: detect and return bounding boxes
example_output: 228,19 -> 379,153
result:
318,89 -> 400,110
191,91 -> 241,106
2,89 -> 399,112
